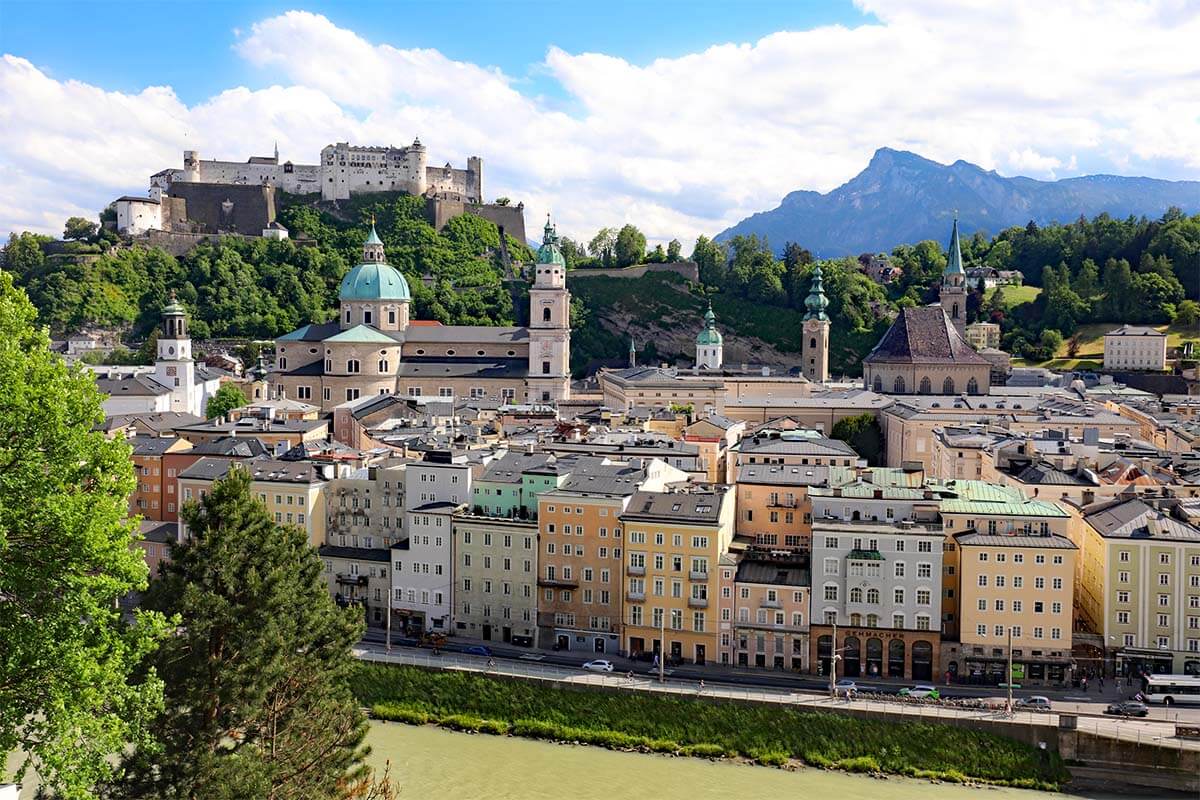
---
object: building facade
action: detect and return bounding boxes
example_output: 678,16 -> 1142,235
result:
1103,325 -> 1167,371
453,515 -> 539,645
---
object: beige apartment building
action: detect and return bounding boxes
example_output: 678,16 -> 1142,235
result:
731,552 -> 810,670
734,464 -> 817,550
1103,325 -> 1167,371
965,322 -> 1001,350
453,515 -> 539,645
953,531 -> 1076,686
620,486 -> 735,665
536,458 -> 687,653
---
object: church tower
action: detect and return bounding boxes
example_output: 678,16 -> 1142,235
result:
940,215 -> 967,337
526,217 -> 571,403
802,265 -> 831,383
695,302 -> 724,370
154,292 -> 198,415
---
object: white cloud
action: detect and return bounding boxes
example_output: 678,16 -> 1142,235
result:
2,3 -> 1199,244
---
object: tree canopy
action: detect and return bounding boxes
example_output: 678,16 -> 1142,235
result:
0,271 -> 165,798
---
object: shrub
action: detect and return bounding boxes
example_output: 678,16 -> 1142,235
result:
836,755 -> 880,773
751,750 -> 789,767
372,704 -> 430,725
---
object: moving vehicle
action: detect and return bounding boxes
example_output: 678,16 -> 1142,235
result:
834,679 -> 858,696
582,659 -> 614,672
1104,700 -> 1149,717
1141,674 -> 1200,707
1016,696 -> 1052,712
464,645 -> 492,656
899,685 -> 940,699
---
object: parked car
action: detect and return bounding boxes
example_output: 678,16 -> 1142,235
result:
834,679 -> 858,696
899,685 -> 940,699
1017,696 -> 1052,712
582,659 -> 614,672
1105,700 -> 1149,717
463,645 -> 492,656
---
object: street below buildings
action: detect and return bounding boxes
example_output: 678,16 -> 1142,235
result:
355,637 -> 1200,751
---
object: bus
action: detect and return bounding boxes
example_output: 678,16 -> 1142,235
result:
1141,674 -> 1200,707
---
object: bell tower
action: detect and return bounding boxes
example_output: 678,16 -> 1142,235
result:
802,266 -> 830,383
526,216 -> 571,403
154,292 -> 199,415
940,214 -> 967,337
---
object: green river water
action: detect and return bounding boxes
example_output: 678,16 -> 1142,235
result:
364,723 -> 1114,800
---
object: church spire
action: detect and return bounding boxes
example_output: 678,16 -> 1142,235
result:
803,266 -> 829,321
944,212 -> 965,277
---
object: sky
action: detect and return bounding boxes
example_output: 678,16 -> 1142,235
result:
2,0 -> 1200,245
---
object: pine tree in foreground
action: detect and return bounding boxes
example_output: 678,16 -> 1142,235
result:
106,467 -> 394,800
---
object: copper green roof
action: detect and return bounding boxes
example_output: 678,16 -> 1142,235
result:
365,223 -> 383,246
163,290 -> 186,316
940,498 -> 1068,518
847,548 -> 885,561
338,262 -> 411,302
696,302 -> 723,345
323,325 -> 399,344
803,265 -> 829,321
944,216 -> 965,276
536,215 -> 566,267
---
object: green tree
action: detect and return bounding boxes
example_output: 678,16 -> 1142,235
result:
666,239 -> 682,262
205,382 -> 249,419
614,224 -> 647,268
1039,328 -> 1064,356
829,412 -> 883,466
1175,299 -> 1200,326
0,272 -> 165,798
494,197 -> 511,206
109,468 -> 387,799
781,242 -> 814,308
691,236 -> 727,287
1074,258 -> 1099,299
646,243 -> 667,263
64,216 -> 99,241
588,228 -> 617,267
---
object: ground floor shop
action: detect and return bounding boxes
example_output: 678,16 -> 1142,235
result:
810,625 -> 939,681
730,625 -> 807,671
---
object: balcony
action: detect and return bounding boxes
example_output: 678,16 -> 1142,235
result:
626,590 -> 646,602
759,598 -> 782,609
688,596 -> 709,609
688,570 -> 708,582
336,573 -> 368,587
538,577 -> 579,589
627,565 -> 646,576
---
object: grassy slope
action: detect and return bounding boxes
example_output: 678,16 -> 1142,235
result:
984,285 -> 1041,308
353,663 -> 1067,789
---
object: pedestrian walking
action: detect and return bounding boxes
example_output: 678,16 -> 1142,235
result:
698,679 -> 705,694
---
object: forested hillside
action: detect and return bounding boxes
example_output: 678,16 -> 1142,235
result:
3,196 -> 1198,378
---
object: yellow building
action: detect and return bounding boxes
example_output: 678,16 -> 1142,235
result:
1074,497 -> 1200,676
620,486 -> 735,665
177,456 -> 330,546
953,530 -> 1076,686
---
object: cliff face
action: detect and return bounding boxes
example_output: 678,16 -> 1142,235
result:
717,148 -> 1200,256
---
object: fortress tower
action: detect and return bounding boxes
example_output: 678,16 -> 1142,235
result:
940,215 -> 967,337
526,217 -> 572,402
802,266 -> 830,383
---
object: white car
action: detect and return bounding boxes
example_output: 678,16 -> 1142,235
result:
835,679 -> 858,696
1017,695 -> 1052,712
582,659 -> 614,672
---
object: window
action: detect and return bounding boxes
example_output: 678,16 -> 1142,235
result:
824,585 -> 838,602
346,359 -> 360,373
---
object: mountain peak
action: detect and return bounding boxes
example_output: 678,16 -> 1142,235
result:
716,150 -> 1199,257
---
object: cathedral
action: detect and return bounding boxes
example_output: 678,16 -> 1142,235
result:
862,217 -> 991,395
271,218 -> 571,409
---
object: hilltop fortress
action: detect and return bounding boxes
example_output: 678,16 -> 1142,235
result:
151,138 -> 482,203
114,139 -> 525,250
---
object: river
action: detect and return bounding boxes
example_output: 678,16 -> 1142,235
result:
364,723 -> 1115,800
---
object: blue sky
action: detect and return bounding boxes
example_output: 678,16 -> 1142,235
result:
1,1 -> 1198,241
1,1 -> 869,104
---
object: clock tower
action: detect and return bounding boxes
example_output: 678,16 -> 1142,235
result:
526,217 -> 571,403
154,292 -> 199,415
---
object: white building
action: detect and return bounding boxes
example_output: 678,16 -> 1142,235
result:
115,195 -> 162,235
695,303 -> 724,370
93,296 -> 222,418
1103,325 -> 1167,371
391,452 -> 472,634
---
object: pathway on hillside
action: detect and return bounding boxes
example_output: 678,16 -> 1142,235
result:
354,643 -> 1200,752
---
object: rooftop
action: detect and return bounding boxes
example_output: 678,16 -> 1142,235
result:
864,306 -> 989,365
621,488 -> 730,524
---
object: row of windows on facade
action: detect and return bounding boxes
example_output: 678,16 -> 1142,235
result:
744,510 -> 808,524
393,588 -> 444,605
1113,634 -> 1200,651
460,604 -> 534,622
1115,592 -> 1200,607
975,575 -> 1064,589
821,536 -> 936,552
627,531 -> 711,548
460,532 -> 534,549
871,376 -> 981,394
819,584 -> 936,604
462,557 -> 533,573
550,614 -> 614,631
627,578 -> 708,600
823,559 -> 935,577
1117,550 -> 1200,566
810,610 -> 934,629
546,588 -> 614,605
974,624 -> 1063,640
461,578 -> 533,596
744,457 -> 853,467
292,385 -> 512,402
1113,571 -> 1200,587
626,553 -> 709,573
628,606 -> 707,631
544,523 -> 622,538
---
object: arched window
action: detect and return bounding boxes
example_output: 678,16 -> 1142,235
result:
866,588 -> 880,604
849,587 -> 863,603
542,307 -> 552,322
952,302 -> 960,319
809,337 -> 817,349
872,375 -> 883,392
943,377 -> 955,394
893,376 -> 905,393
967,377 -> 979,394
278,357 -> 287,370
919,376 -> 932,394
378,359 -> 389,372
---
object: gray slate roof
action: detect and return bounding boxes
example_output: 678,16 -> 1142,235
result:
318,545 -> 391,562
735,557 -> 810,587
864,306 -> 989,365
621,489 -> 729,524
1083,498 -> 1200,541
